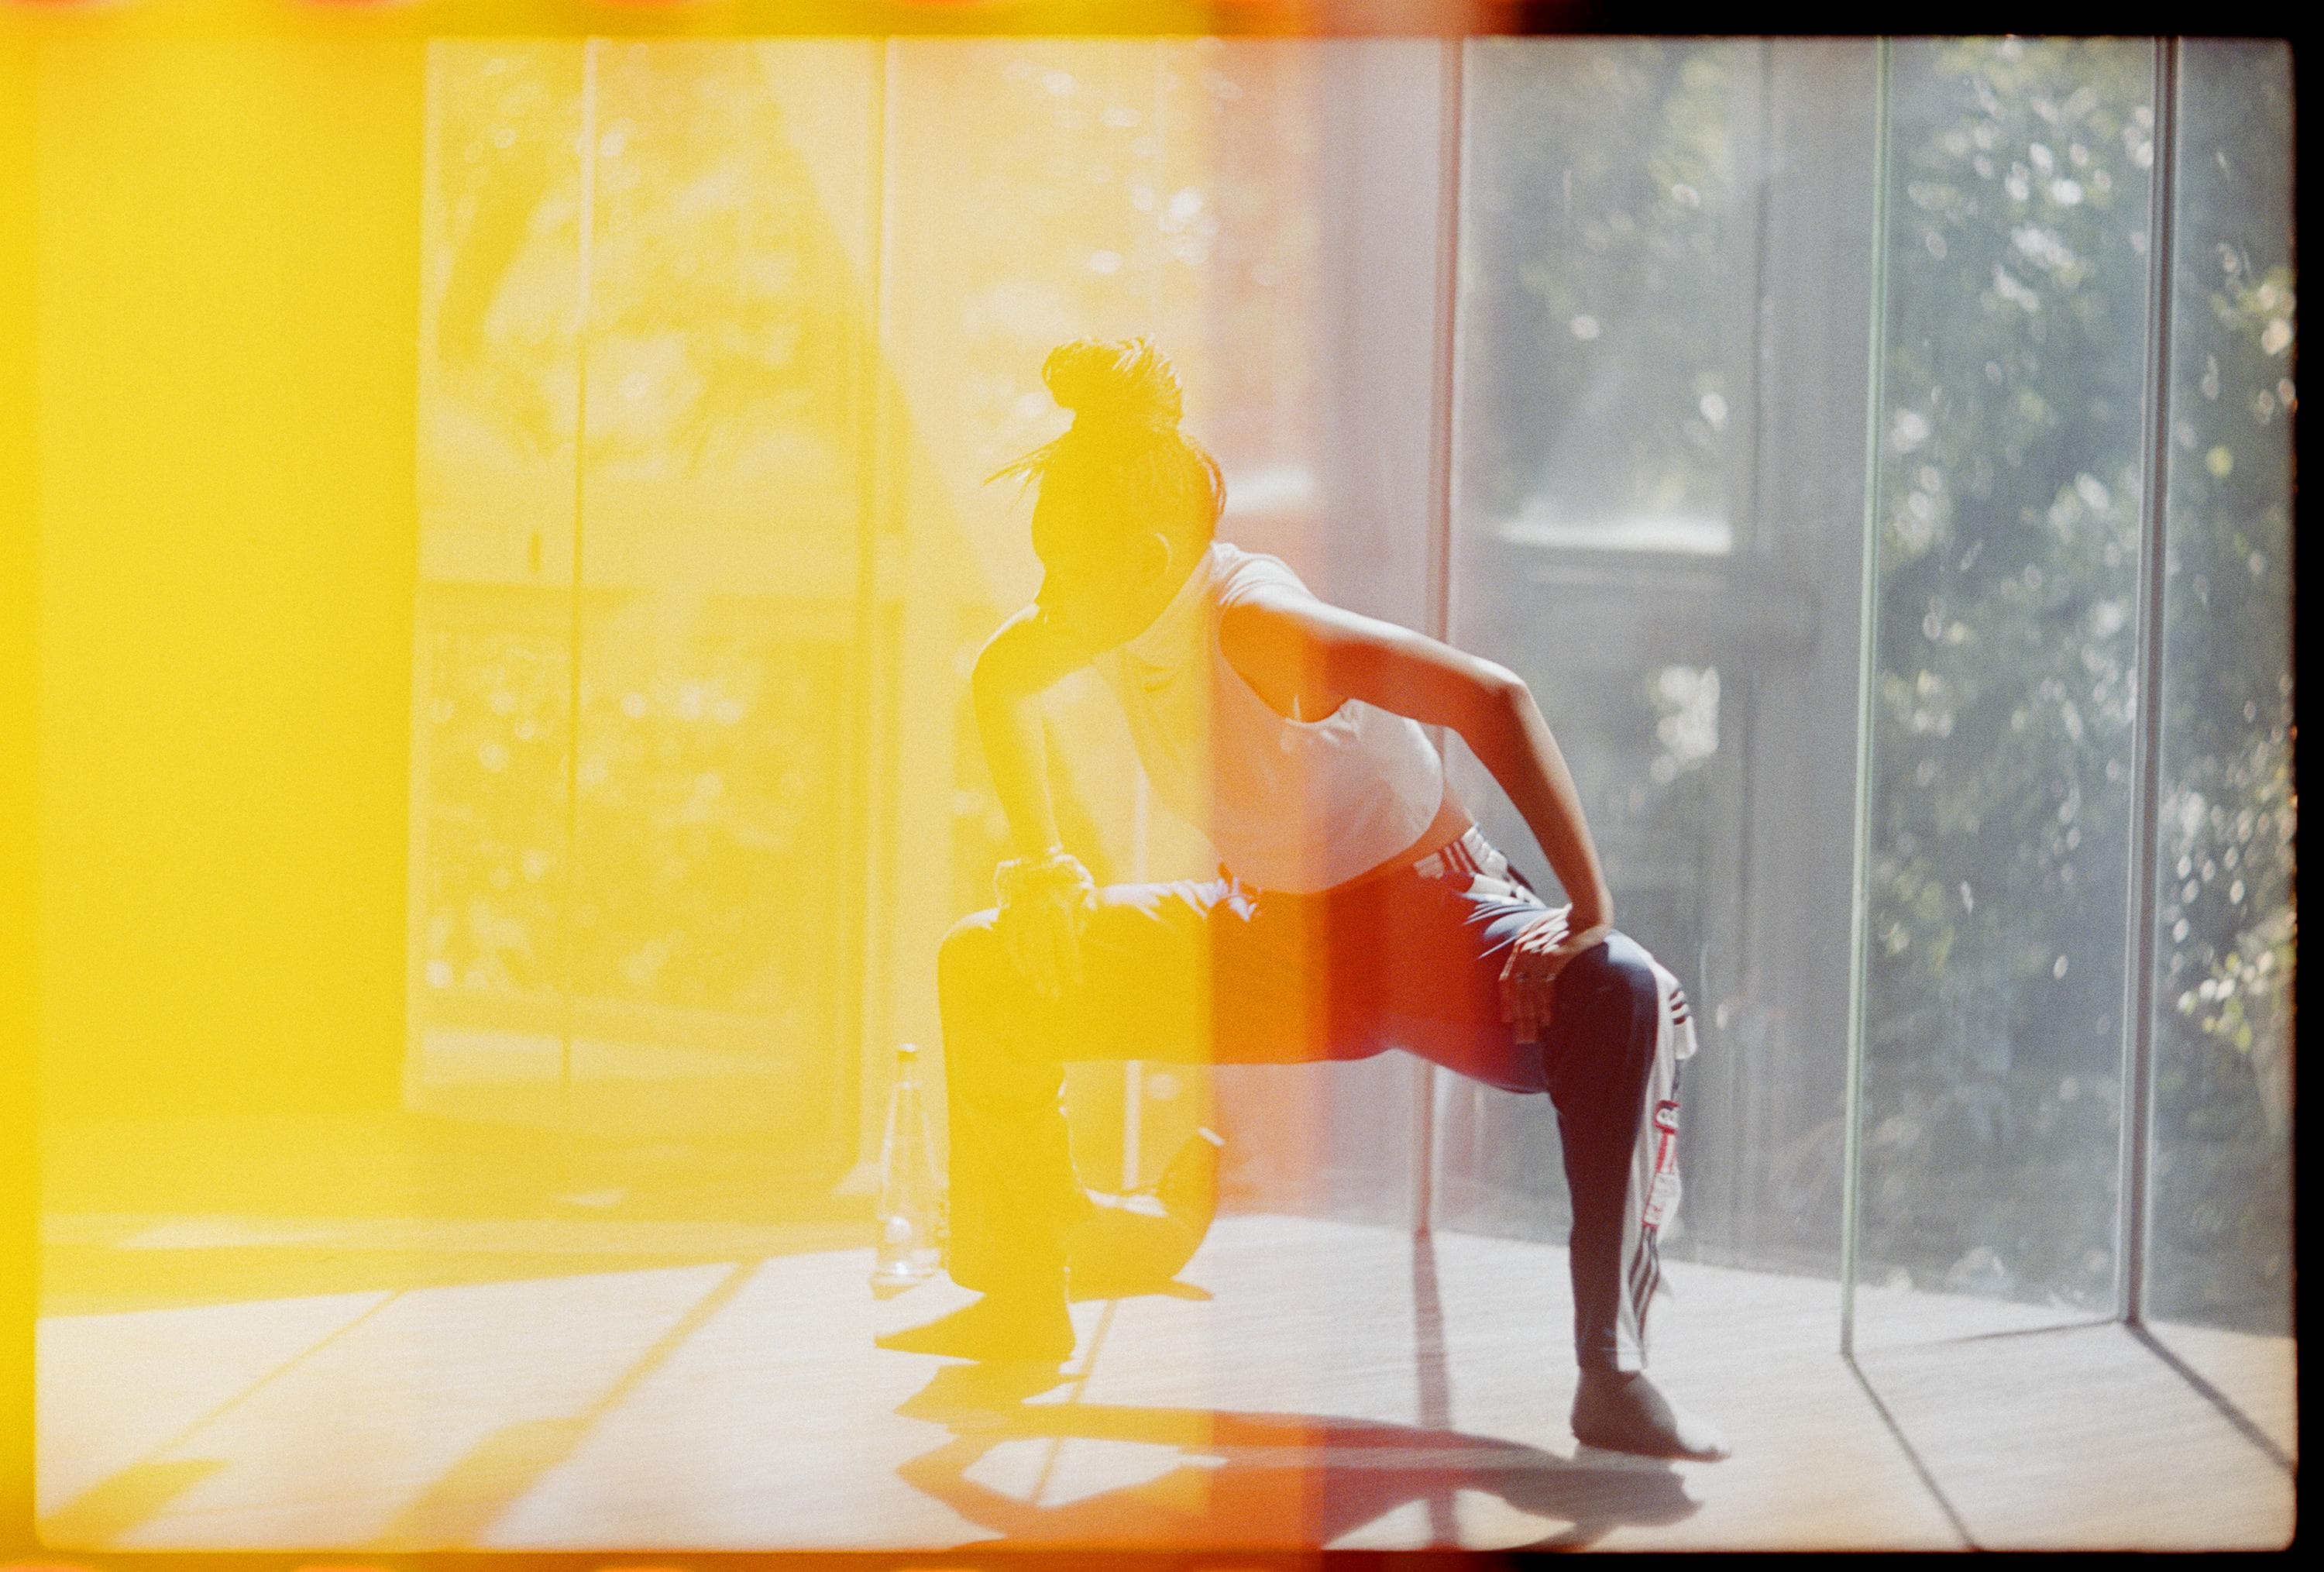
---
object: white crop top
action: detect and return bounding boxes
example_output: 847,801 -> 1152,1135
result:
1095,541 -> 1446,893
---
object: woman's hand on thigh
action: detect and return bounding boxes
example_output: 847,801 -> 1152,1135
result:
1500,911 -> 1615,1044
994,848 -> 1098,999
1001,883 -> 1094,999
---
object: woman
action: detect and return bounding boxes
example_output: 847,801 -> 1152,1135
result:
880,339 -> 1727,1462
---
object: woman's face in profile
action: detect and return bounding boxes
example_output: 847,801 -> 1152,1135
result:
1031,485 -> 1179,651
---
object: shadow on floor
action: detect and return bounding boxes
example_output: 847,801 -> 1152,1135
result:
40,1259 -> 766,1553
892,1361 -> 1700,1550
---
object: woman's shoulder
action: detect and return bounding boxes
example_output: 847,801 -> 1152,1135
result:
1209,540 -> 1316,608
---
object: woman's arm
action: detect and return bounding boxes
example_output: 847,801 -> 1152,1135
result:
970,604 -> 1103,995
971,604 -> 1092,858
1221,590 -> 1614,1044
1219,591 -> 1614,926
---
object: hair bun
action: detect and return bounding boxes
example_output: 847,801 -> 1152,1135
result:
1043,337 -> 1183,431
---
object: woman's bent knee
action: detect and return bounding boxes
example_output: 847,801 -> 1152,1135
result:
1563,931 -> 1659,1017
940,908 -> 1009,996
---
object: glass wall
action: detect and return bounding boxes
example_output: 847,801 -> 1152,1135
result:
1851,37 -> 2159,1340
2145,40 -> 2295,1336
409,41 -> 589,1131
567,42 -> 879,1162
402,36 -> 2293,1334
1457,40 -> 1760,562
1442,38 -> 1879,1276
411,41 -> 882,1194
1447,36 -> 1753,1250
408,38 -> 1446,1219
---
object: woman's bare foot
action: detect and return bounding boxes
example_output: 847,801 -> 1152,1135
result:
875,1290 -> 1075,1364
1570,1368 -> 1731,1461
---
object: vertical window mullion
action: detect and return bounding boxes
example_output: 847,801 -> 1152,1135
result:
559,36 -> 601,1143
2116,36 -> 2180,1329
1838,34 -> 1893,1361
1412,35 -> 1466,1238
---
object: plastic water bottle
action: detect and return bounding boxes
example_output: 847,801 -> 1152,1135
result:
869,1043 -> 941,1296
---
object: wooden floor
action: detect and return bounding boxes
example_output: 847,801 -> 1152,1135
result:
36,1213 -> 2296,1553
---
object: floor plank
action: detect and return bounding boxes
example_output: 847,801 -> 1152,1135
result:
36,1291 -> 392,1524
33,1214 -> 2293,1552
2142,1317 -> 2299,1467
1854,1321 -> 2295,1550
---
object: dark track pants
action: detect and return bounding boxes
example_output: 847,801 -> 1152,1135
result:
937,829 -> 1679,1372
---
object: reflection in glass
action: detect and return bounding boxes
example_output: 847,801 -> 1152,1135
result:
409,42 -> 880,1176
1459,39 -> 1757,556
567,42 -> 875,1157
408,41 -> 586,1127
1442,39 -> 1878,1275
1449,40 -> 1762,1248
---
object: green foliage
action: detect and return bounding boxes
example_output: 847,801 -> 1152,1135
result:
1862,40 -> 2293,1329
416,628 -> 572,1000
2143,44 -> 2296,1325
428,43 -> 868,473
1463,41 -> 1743,527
